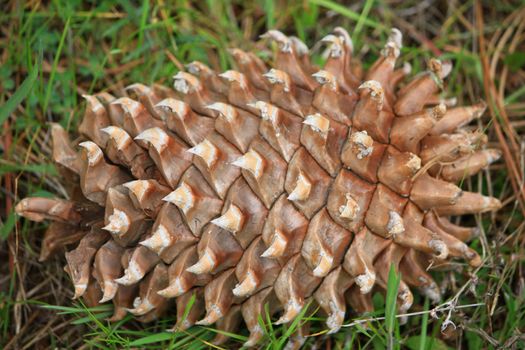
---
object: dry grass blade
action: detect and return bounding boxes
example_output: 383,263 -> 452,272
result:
475,3 -> 525,216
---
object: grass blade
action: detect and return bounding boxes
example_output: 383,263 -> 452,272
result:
385,264 -> 400,350
137,0 -> 150,46
419,298 -> 429,350
42,16 -> 70,114
0,48 -> 40,125
264,0 -> 275,29
353,0 -> 375,38
308,0 -> 384,31
129,332 -> 174,346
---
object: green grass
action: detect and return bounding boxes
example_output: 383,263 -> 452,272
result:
1,1 -> 524,349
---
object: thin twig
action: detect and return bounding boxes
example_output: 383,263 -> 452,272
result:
341,303 -> 485,328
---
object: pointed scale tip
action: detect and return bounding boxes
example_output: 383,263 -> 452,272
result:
232,270 -> 258,297
304,113 -> 330,135
252,101 -> 280,125
123,180 -> 150,202
243,330 -> 264,348
387,211 -> 405,237
407,153 -> 422,173
246,102 -> 258,109
231,150 -> 265,179
217,71 -> 246,87
162,182 -> 195,214
126,298 -> 154,316
428,58 -> 452,79
134,127 -> 169,153
186,249 -> 217,275
333,27 -> 354,52
102,209 -> 130,236
157,278 -> 186,298
211,204 -> 244,233
311,247 -> 334,277
73,283 -> 88,299
154,98 -> 189,118
206,102 -> 238,121
487,149 -> 502,164
350,130 -> 374,159
326,299 -> 346,334
260,30 -> 280,39
187,139 -> 219,168
173,71 -> 201,94
390,28 -> 403,47
111,97 -> 142,116
312,70 -> 337,90
321,34 -> 343,57
326,310 -> 345,335
227,48 -> 248,61
78,141 -> 104,166
358,80 -> 384,110
289,36 -> 309,55
99,281 -> 119,303
274,298 -> 303,325
261,230 -> 287,258
485,196 -> 503,211
421,282 -> 441,304
115,261 -> 143,286
339,194 -> 359,221
287,172 -> 312,202
402,62 -> 412,74
100,126 -> 131,150
81,94 -> 104,113
355,269 -> 376,294
260,30 -> 291,52
125,83 -> 151,95
320,34 -> 338,43
262,69 -> 277,80
185,61 -> 207,75
399,288 -> 414,313
430,103 -> 447,120
195,305 -> 223,325
139,224 -> 171,255
429,239 -> 449,260
263,69 -> 291,92
382,28 -> 402,57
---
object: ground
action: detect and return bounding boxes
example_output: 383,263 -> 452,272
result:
1,1 -> 524,349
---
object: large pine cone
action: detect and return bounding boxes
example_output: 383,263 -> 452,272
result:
16,28 -> 502,347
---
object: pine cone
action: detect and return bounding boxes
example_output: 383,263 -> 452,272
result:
16,28 -> 502,347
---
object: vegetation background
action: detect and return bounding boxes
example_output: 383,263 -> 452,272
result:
1,0 -> 524,349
